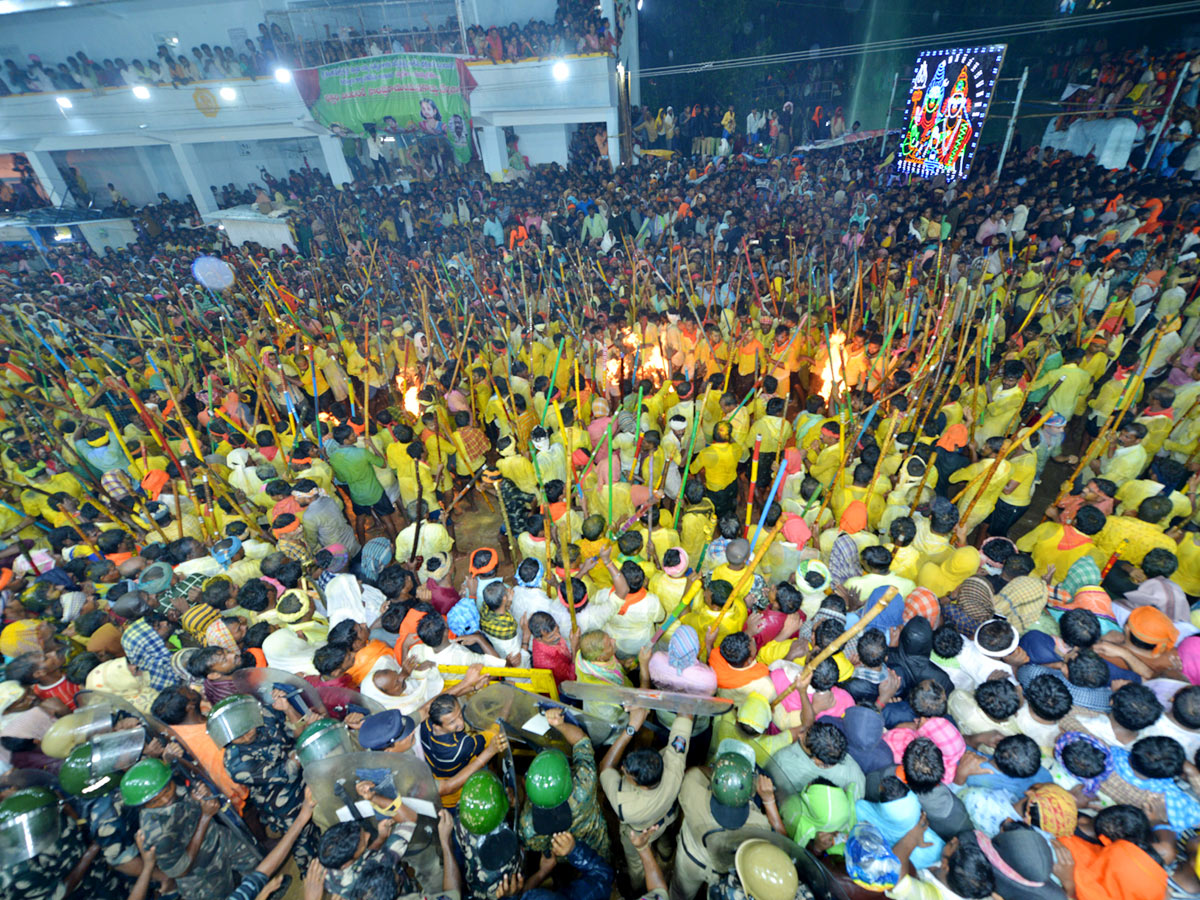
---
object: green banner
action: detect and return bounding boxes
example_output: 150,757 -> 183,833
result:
296,53 -> 474,163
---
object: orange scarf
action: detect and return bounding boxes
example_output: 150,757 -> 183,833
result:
708,649 -> 768,689
617,588 -> 647,616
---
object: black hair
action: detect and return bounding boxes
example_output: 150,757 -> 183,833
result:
1172,685 -> 1200,729
975,679 -> 1020,721
877,774 -> 909,803
861,545 -> 892,573
945,841 -> 996,899
1074,505 -> 1106,535
318,821 -> 363,869
621,560 -> 646,592
1001,553 -> 1035,579
62,650 -> 98,685
313,643 -> 350,676
517,558 -> 542,585
150,686 -> 193,725
718,632 -> 754,668
992,735 -> 1040,778
902,737 -> 945,793
1129,735 -> 1185,780
717,514 -> 742,539
804,721 -> 848,766
186,646 -> 228,679
932,625 -> 964,658
1060,735 -> 1108,779
813,618 -> 844,649
623,748 -> 665,787
328,620 -> 359,647
4,653 -> 38,686
976,619 -> 1017,654
1141,548 -> 1177,579
1060,608 -> 1100,648
529,611 -> 557,639
892,518 -> 916,547
1025,673 -> 1072,721
237,579 -> 271,613
909,678 -> 947,718
427,693 -> 459,728
980,537 -> 1015,565
244,622 -> 271,648
1067,649 -> 1110,689
1110,683 -> 1163,731
416,613 -> 448,647
1094,805 -> 1160,862
857,629 -> 887,667
811,657 -> 839,692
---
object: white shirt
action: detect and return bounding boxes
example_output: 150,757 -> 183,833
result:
360,654 -> 444,716
599,588 -> 664,656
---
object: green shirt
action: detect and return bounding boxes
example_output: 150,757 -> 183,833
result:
328,445 -> 386,506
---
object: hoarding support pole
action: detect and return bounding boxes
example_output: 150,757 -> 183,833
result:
995,66 -> 1028,182
880,72 -> 899,159
1140,68 -> 1185,180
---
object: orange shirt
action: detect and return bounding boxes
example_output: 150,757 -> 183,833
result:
170,722 -> 248,813
345,639 -> 392,688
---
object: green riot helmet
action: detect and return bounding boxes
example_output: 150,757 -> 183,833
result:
119,758 -> 172,807
59,743 -> 115,797
459,770 -> 509,835
0,787 -> 61,862
709,752 -> 755,828
525,748 -> 573,836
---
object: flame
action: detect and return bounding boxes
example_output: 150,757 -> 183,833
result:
818,331 -> 847,403
404,385 -> 420,416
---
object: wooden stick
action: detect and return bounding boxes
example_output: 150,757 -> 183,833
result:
771,586 -> 899,708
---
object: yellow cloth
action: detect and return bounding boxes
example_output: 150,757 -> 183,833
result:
1092,517 -> 1176,567
691,442 -> 740,491
1015,523 -> 1095,578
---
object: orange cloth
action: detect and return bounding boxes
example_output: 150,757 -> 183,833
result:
617,588 -> 647,616
1127,606 -> 1179,656
936,423 -> 969,452
839,500 -> 868,535
141,469 -> 170,500
1057,835 -> 1167,900
345,639 -> 392,688
708,649 -> 768,689
170,722 -> 248,814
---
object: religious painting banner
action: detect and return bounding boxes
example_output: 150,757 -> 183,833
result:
896,45 -> 1006,181
294,52 -> 476,163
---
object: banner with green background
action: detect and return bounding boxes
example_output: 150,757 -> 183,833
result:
295,53 -> 475,163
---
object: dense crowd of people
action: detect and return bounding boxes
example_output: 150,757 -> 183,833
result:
5,32 -> 1200,900
0,0 -> 624,97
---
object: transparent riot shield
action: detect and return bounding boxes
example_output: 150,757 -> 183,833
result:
559,681 -> 734,717
302,750 -> 442,854
463,682 -> 622,748
231,667 -> 328,717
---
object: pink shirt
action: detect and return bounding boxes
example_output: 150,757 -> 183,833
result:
649,651 -> 718,695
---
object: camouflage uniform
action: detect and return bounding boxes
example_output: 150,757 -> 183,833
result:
139,790 -> 260,900
455,822 -> 522,900
0,816 -> 125,900
80,792 -> 139,871
325,827 -> 417,898
224,706 -> 319,872
517,737 -> 609,858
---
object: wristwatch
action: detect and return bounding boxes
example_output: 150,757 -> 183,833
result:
625,724 -> 637,737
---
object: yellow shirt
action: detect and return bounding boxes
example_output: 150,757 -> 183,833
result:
1002,452 -> 1038,508
1015,523 -> 1095,578
691,442 -> 740,491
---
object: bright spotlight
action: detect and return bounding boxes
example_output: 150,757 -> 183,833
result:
274,68 -> 292,83
219,87 -> 237,101
132,85 -> 150,99
56,96 -> 72,108
552,60 -> 569,81
637,0 -> 643,9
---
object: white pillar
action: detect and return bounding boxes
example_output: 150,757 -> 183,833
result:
625,1 -> 640,108
606,109 -> 620,171
476,125 -> 508,176
170,143 -> 215,216
26,150 -> 74,207
318,134 -> 355,187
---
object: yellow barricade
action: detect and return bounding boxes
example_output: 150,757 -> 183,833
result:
437,665 -> 559,701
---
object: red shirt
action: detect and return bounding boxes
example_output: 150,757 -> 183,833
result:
532,639 -> 575,685
34,676 -> 78,710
